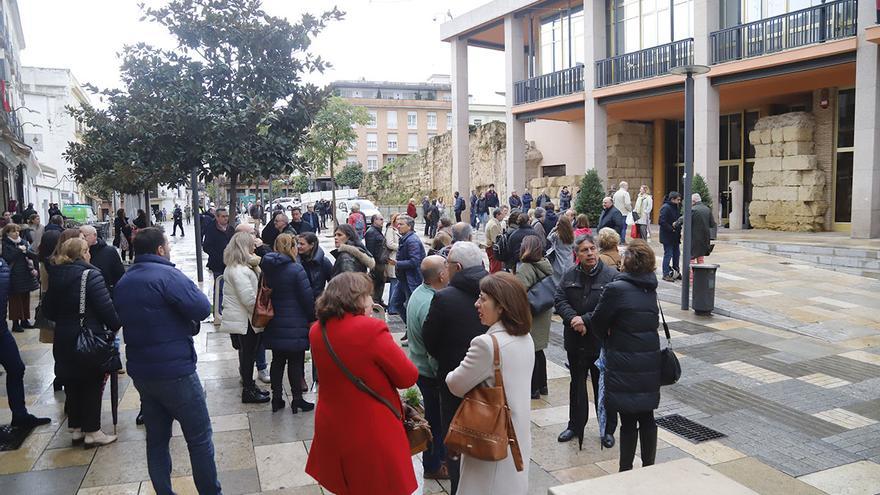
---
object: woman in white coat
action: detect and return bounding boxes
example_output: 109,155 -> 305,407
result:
633,185 -> 653,240
446,272 -> 535,495
221,232 -> 270,404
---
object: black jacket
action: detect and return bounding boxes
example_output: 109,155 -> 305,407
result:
506,225 -> 538,264
476,198 -> 489,214
261,221 -> 280,252
554,261 -> 618,355
422,265 -> 489,381
260,253 -> 315,353
300,246 -> 333,303
597,206 -> 625,233
559,190 -> 572,210
1,237 -> 38,294
485,190 -> 499,208
691,202 -> 716,258
202,221 -> 234,274
587,271 -> 661,414
44,261 -> 121,381
290,220 -> 314,235
658,200 -> 681,245
89,238 -> 125,292
364,225 -> 387,264
330,242 -> 373,276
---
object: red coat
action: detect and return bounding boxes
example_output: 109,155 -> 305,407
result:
407,203 -> 417,218
306,313 -> 418,495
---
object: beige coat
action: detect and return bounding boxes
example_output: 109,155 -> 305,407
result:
446,322 -> 534,495
383,224 -> 399,279
516,258 -> 553,351
220,260 -> 262,335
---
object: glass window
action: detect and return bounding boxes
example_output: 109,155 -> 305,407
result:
834,151 -> 853,223
407,112 -> 417,129
386,156 -> 396,164
427,112 -> 437,130
837,88 -> 855,148
367,156 -> 378,172
540,7 -> 584,74
673,0 -> 693,41
446,113 -> 452,130
386,111 -> 397,129
610,0 -> 680,55
387,133 -> 398,152
346,155 -> 358,166
366,133 -> 377,151
720,116 -> 730,160
408,133 -> 418,152
366,111 -> 377,128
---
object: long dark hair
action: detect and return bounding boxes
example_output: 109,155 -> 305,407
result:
116,208 -> 126,221
335,223 -> 361,246
298,232 -> 320,260
556,216 -> 575,244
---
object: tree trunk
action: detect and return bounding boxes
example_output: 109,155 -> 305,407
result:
191,165 -> 204,282
329,152 -> 338,229
229,171 -> 239,212
144,187 -> 152,226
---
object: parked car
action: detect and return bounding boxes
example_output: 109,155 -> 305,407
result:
336,199 -> 380,226
272,197 -> 301,212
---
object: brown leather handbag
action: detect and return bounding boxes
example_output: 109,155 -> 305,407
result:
321,324 -> 432,455
444,334 -> 524,471
251,274 -> 274,328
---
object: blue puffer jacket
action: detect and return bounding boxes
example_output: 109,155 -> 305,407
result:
396,231 -> 425,292
114,254 -> 211,380
259,252 -> 315,353
300,245 -> 333,303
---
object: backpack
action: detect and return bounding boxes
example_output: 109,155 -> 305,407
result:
492,231 -> 511,262
351,214 -> 366,237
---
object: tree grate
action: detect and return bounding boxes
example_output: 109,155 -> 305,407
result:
656,414 -> 726,443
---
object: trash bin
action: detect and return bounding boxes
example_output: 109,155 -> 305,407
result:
691,264 -> 719,315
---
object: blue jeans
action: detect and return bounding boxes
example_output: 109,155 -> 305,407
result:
387,278 -> 400,314
255,342 -> 267,372
417,375 -> 447,472
662,241 -> 680,277
390,279 -> 413,324
135,372 -> 222,495
479,213 -> 488,229
0,326 -> 27,419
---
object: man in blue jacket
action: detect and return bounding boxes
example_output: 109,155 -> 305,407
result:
0,257 -> 50,429
391,214 -> 425,326
114,228 -> 221,495
659,192 -> 683,281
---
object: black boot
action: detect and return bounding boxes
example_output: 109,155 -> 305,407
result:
20,320 -> 35,329
291,396 -> 314,413
639,424 -> 658,467
271,396 -> 286,412
11,321 -> 23,333
242,386 -> 270,404
618,426 -> 638,472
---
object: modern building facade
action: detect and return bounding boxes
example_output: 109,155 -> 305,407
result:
442,0 -> 880,238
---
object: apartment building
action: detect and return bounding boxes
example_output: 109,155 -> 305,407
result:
442,0 -> 880,238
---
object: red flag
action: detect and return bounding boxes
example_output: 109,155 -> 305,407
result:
1,80 -> 11,112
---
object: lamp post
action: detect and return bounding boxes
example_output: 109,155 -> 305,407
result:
669,64 -> 710,311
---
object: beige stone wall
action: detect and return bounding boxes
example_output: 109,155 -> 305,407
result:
811,89 -> 836,230
606,121 -> 654,194
748,112 -> 827,232
527,175 -> 584,209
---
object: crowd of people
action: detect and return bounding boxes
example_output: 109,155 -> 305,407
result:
0,184 -> 716,495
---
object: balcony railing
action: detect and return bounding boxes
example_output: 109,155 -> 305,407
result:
595,38 -> 694,88
710,0 -> 857,64
513,65 -> 584,105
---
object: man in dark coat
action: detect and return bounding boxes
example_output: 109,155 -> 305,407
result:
509,191 -> 522,210
469,191 -> 478,228
554,234 -> 618,447
171,205 -> 184,237
201,208 -> 234,279
80,225 -> 125,293
422,241 -> 488,494
522,190 -> 533,211
690,193 -> 717,263
536,190 -> 551,209
47,203 -> 62,219
0,256 -> 50,428
543,203 -> 558,234
505,213 -> 539,271
114,228 -> 221,494
364,213 -> 388,305
303,204 -> 321,234
597,196 -> 626,242
658,192 -> 683,281
289,207 -> 315,235
20,203 -> 36,222
422,197 -> 432,236
484,184 -> 499,209
390,215 -> 425,325
559,186 -> 572,210
45,214 -> 65,233
452,191 -> 465,223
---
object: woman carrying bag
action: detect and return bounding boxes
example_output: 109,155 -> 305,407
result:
515,236 -> 553,400
259,234 -> 315,413
220,232 -> 270,404
2,224 -> 40,332
44,238 -> 121,447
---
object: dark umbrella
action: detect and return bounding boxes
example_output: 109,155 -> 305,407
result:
110,372 -> 119,434
572,349 -> 589,450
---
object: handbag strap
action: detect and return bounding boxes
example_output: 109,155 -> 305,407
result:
657,295 -> 671,344
488,333 -> 524,472
78,269 -> 90,322
321,323 -> 402,421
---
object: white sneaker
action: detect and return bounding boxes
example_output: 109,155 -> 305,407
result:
258,368 -> 271,384
84,430 -> 117,448
70,428 -> 84,444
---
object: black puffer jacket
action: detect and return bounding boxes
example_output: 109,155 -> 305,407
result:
364,225 -> 387,264
260,253 -> 315,353
587,271 -> 661,414
1,236 -> 38,294
300,246 -> 333,303
422,265 -> 489,381
554,261 -> 617,356
43,261 -> 122,381
505,225 -> 538,265
89,238 -> 125,292
330,242 -> 375,276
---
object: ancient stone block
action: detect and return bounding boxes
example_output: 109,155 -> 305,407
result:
799,170 -> 826,186
783,141 -> 814,156
752,171 -> 781,186
748,130 -> 761,146
783,126 -> 813,142
755,144 -> 771,158
782,155 -> 818,171
764,186 -> 799,201
748,200 -> 770,216
751,188 -> 767,201
780,171 -> 802,186
770,143 -> 784,157
754,157 -> 783,171
759,129 -> 773,144
771,128 -> 784,143
530,178 -> 544,188
798,185 -> 824,202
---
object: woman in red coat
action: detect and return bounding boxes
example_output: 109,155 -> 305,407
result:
306,272 -> 418,495
406,198 -> 417,219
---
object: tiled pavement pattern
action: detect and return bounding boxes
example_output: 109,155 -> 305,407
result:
0,221 -> 879,494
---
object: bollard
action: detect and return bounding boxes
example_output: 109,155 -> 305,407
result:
691,264 -> 719,315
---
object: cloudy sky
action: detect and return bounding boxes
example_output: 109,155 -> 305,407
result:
18,0 -> 506,105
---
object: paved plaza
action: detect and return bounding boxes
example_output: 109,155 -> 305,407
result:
1,221 -> 879,494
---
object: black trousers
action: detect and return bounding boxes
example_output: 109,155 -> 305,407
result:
237,327 -> 262,388
619,410 -> 657,471
567,349 -> 617,436
454,210 -> 462,222
172,219 -> 184,236
66,372 -> 105,432
440,385 -> 463,495
531,350 -> 547,393
270,350 -> 305,400
371,266 -> 386,304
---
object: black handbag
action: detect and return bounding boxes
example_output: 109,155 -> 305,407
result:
657,297 -> 681,386
74,270 -> 121,373
527,273 -> 557,315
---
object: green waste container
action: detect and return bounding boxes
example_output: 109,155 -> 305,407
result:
692,264 -> 719,315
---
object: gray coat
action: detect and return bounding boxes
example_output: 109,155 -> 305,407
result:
690,202 -> 717,258
516,258 -> 553,351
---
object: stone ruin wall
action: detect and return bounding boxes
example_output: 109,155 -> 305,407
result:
606,121 -> 655,195
748,112 -> 827,232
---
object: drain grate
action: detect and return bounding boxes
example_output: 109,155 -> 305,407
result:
656,414 -> 726,443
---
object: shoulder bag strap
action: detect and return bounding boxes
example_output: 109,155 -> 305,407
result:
490,334 -> 524,472
321,323 -> 402,421
657,295 -> 671,344
79,269 -> 90,324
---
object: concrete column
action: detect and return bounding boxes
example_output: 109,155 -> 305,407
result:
450,38 -> 471,214
584,0 -> 608,186
851,0 -> 880,238
694,0 -> 720,218
505,15 -> 526,199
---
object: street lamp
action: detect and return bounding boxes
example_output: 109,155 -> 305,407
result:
669,64 -> 710,311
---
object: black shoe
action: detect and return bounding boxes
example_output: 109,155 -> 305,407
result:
136,412 -> 144,426
11,414 -> 51,428
291,397 -> 314,413
662,275 -> 674,282
539,386 -> 548,396
11,322 -> 23,333
531,390 -> 541,400
557,429 -> 576,443
242,387 -> 271,404
272,397 -> 286,412
400,333 -> 408,342
601,433 -> 615,449
20,320 -> 35,329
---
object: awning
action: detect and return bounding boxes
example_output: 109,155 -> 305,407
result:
0,130 -> 41,178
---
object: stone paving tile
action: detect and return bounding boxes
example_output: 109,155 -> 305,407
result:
0,465 -> 89,495
253,441 -> 313,492
841,350 -> 880,366
823,423 -> 880,461
808,296 -> 860,309
797,373 -> 851,389
843,398 -> 880,421
798,460 -> 880,495
711,457 -> 826,495
716,361 -> 791,384
764,338 -> 849,361
749,379 -> 860,415
666,320 -> 715,336
675,339 -> 776,364
669,331 -> 728,349
739,289 -> 782,298
812,408 -> 877,430
76,482 -> 141,495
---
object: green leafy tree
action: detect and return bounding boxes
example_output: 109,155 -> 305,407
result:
291,175 -> 309,194
692,174 -> 713,209
301,96 -> 370,225
574,169 -> 605,227
270,179 -> 286,197
335,164 -> 365,188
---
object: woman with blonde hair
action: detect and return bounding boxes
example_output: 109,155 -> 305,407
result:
633,185 -> 653,240
44,238 -> 121,447
306,272 -> 418,495
221,231 -> 269,404
597,228 -> 622,271
260,234 -> 315,413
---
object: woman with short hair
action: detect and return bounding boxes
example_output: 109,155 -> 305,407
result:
306,272 -> 418,495
574,214 -> 592,238
2,224 -> 39,332
597,227 -> 622,271
517,235 -> 553,399
446,272 -> 534,494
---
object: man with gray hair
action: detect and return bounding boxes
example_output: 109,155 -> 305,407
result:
422,241 -> 488,492
390,214 -> 425,326
531,207 -> 548,248
406,255 -> 450,479
613,181 -> 633,242
690,193 -> 716,267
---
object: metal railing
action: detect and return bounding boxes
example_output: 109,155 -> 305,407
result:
595,38 -> 694,88
710,0 -> 857,64
513,65 -> 584,105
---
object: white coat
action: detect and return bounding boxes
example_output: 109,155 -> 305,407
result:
384,224 -> 399,279
446,322 -> 535,495
220,262 -> 262,334
633,194 -> 653,226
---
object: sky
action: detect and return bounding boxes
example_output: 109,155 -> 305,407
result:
18,0 -> 506,106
